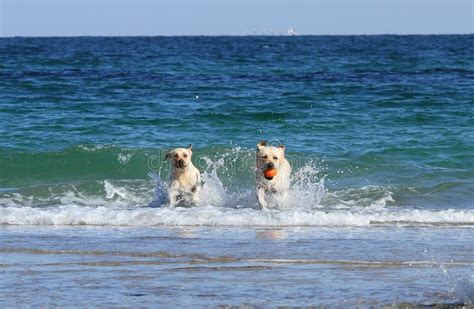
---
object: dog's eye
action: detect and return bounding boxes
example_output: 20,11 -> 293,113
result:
183,153 -> 188,158
174,154 -> 178,158
262,155 -> 268,159
273,156 -> 278,160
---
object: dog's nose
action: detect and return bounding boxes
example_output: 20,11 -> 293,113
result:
267,162 -> 275,169
178,159 -> 185,168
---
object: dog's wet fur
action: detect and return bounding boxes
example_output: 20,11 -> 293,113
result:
163,141 -> 291,209
164,144 -> 201,207
255,141 -> 291,209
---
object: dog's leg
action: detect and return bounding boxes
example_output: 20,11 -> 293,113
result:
277,190 -> 289,208
168,189 -> 178,208
191,185 -> 200,205
191,195 -> 200,206
168,182 -> 180,208
256,187 -> 267,210
190,173 -> 201,206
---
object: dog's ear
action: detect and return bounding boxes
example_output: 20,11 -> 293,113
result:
188,144 -> 193,153
278,144 -> 285,155
164,151 -> 172,161
256,141 -> 267,151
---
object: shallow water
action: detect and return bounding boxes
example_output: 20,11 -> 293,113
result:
1,226 -> 473,307
0,35 -> 473,306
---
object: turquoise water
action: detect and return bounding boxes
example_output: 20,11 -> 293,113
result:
1,35 -> 473,306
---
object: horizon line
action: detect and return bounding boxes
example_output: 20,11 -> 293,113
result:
1,33 -> 473,39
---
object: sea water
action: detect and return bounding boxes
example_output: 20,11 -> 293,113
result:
0,35 -> 473,307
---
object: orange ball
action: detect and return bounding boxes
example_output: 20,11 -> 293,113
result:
264,168 -> 277,178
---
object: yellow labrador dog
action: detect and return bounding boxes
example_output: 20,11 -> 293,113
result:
255,141 -> 291,209
164,144 -> 201,207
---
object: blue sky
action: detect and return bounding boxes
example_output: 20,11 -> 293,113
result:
1,0 -> 472,36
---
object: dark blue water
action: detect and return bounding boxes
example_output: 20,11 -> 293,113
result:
1,35 -> 473,210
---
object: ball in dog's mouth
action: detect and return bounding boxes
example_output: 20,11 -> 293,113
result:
263,168 -> 277,180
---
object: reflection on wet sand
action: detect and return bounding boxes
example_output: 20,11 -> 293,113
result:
173,228 -> 196,238
256,229 -> 287,240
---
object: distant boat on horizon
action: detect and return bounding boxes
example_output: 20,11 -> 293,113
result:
287,27 -> 297,36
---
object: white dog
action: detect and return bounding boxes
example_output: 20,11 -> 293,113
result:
164,144 -> 201,207
255,141 -> 291,209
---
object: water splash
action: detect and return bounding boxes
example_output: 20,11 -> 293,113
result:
197,156 -> 230,207
147,148 -> 326,210
148,172 -> 168,208
288,161 -> 326,209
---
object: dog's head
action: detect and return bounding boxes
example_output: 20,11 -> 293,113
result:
165,144 -> 193,169
256,141 -> 286,180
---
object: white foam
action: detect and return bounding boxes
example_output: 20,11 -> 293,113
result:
0,180 -> 153,209
325,185 -> 395,209
1,158 -> 472,227
104,180 -> 129,199
1,205 -> 473,227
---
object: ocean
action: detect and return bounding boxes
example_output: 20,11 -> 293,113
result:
0,35 -> 473,307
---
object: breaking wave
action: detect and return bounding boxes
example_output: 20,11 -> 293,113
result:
1,205 -> 473,227
1,146 -> 472,227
